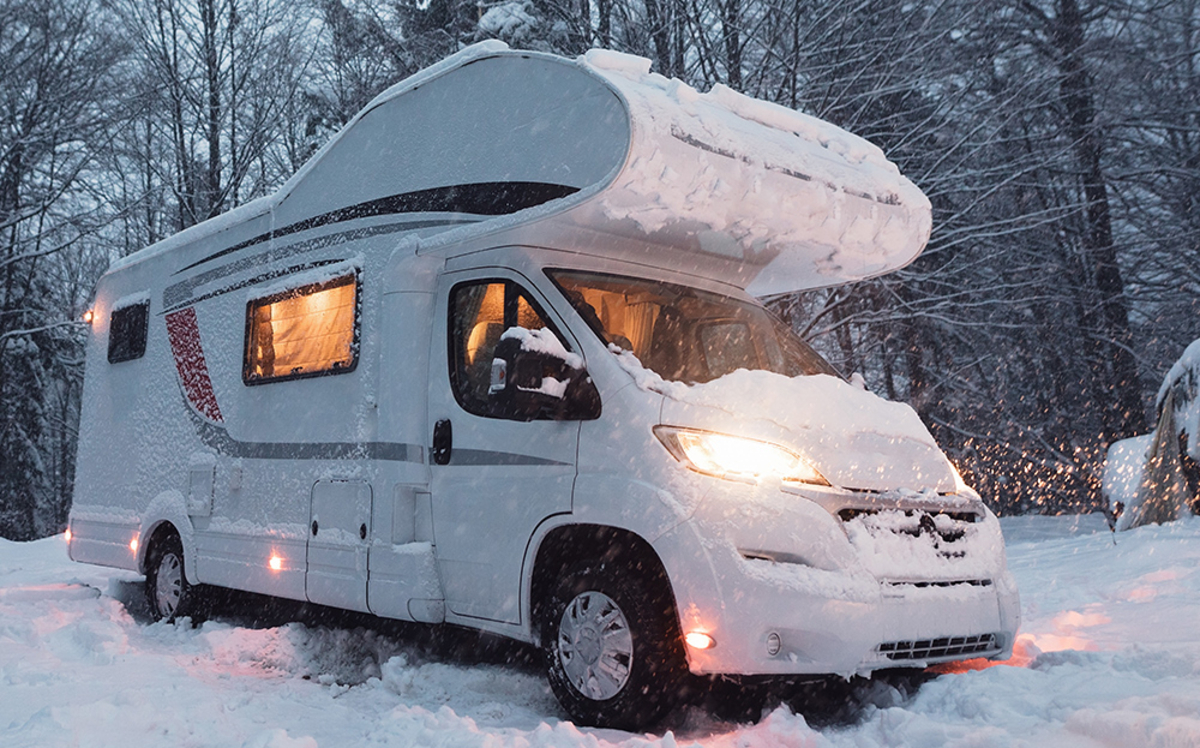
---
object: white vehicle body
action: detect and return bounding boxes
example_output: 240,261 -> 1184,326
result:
69,43 -> 1019,727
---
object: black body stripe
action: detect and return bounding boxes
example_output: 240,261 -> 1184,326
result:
162,219 -> 466,310
174,181 -> 580,276
162,259 -> 345,315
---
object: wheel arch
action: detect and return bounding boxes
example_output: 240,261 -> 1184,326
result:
137,490 -> 197,583
527,523 -> 683,645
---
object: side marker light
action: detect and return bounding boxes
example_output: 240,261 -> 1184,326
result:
684,631 -> 716,650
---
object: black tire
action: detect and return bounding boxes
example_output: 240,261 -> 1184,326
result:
541,560 -> 686,730
144,533 -> 199,623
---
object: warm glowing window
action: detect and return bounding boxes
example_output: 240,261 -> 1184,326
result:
449,279 -> 565,416
244,273 -> 359,385
548,270 -> 839,383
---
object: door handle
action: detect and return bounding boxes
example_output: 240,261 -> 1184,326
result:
432,419 -> 452,465
359,523 -> 367,540
311,520 -> 318,536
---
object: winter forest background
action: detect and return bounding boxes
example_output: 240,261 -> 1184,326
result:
1,0 -> 1197,540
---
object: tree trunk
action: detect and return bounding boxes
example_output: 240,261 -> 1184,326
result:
723,0 -> 742,88
201,0 -> 223,219
1053,0 -> 1145,441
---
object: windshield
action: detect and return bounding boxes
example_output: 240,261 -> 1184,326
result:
547,270 -> 839,384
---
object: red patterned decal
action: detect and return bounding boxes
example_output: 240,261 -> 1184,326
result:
165,308 -> 224,423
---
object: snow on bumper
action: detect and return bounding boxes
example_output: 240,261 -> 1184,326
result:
656,483 -> 1020,677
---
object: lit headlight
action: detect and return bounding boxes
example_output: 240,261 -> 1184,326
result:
949,461 -> 976,496
653,426 -> 829,485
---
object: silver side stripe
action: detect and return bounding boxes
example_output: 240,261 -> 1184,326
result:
191,413 -> 424,463
189,411 -> 564,466
444,449 -> 570,467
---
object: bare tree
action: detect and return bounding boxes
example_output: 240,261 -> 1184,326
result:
0,0 -> 123,539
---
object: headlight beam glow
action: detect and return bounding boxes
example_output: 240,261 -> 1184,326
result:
654,426 -> 828,486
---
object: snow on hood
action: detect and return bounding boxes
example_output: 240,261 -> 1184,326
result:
618,351 -> 958,492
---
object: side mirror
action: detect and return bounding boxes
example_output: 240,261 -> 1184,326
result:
488,335 -> 601,421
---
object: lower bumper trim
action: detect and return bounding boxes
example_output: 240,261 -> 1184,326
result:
877,633 -> 998,661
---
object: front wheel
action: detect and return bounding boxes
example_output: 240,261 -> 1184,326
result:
543,561 -> 685,730
144,533 -> 199,622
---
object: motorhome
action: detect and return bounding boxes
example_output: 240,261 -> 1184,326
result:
69,42 -> 1020,729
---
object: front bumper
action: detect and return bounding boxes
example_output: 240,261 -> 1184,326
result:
656,489 -> 1021,677
685,561 -> 1018,676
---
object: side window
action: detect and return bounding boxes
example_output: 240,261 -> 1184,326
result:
449,279 -> 559,416
108,301 -> 150,364
244,273 -> 359,385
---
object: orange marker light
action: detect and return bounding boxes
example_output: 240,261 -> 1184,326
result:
129,536 -> 139,554
684,631 -> 716,650
64,528 -> 72,544
268,555 -> 283,571
82,309 -> 95,324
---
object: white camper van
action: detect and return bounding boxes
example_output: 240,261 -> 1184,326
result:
69,43 -> 1020,729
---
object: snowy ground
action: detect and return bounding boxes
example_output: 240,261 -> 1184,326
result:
3,514 -> 1199,748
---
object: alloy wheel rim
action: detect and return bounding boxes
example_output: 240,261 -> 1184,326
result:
155,552 -> 183,618
557,590 -> 633,700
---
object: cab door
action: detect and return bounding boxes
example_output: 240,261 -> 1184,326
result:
427,272 -> 580,624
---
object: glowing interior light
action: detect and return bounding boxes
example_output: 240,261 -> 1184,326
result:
129,536 -> 139,553
268,555 -> 283,571
684,631 -> 716,650
655,427 -> 827,485
81,309 -> 95,324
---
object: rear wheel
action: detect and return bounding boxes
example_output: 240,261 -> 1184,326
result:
542,560 -> 685,730
144,533 -> 198,622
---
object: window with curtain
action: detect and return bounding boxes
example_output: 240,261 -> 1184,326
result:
244,273 -> 359,385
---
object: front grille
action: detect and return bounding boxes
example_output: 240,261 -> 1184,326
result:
877,633 -> 997,661
837,507 -> 980,524
838,507 -> 976,557
883,579 -> 992,589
